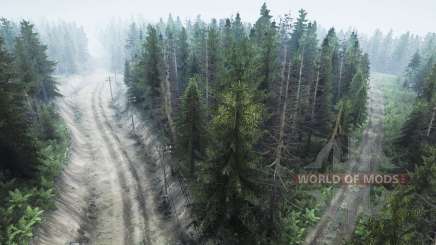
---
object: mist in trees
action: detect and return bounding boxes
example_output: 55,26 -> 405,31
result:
350,26 -> 436,245
361,29 -> 436,75
0,19 -> 69,244
0,18 -> 90,75
122,4 -> 370,243
1,1 -> 434,244
38,21 -> 90,74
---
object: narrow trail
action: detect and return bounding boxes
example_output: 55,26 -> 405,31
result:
34,71 -> 178,245
304,75 -> 385,245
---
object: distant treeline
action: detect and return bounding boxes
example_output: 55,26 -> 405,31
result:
360,30 -> 436,75
0,18 -> 90,75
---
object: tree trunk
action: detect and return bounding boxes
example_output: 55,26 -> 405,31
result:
290,49 -> 304,138
307,66 -> 321,148
269,46 -> 293,235
173,39 -> 178,96
205,33 -> 209,114
312,103 -> 343,168
278,45 -> 288,106
338,53 -> 344,99
426,106 -> 436,137
163,44 -> 177,143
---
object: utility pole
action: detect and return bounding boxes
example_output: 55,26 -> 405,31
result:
106,76 -> 113,101
128,96 -> 137,133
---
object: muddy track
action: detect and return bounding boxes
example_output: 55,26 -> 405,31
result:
90,80 -> 139,244
33,71 -> 177,245
94,76 -> 177,244
304,76 -> 385,245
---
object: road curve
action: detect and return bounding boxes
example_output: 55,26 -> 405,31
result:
34,71 -> 177,245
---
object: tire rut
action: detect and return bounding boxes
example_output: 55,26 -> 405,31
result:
304,76 -> 384,245
91,81 -> 136,244
94,80 -> 153,244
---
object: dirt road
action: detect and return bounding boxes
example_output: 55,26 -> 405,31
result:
34,71 -> 179,245
304,75 -> 385,245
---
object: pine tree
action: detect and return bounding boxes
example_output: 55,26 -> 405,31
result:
299,21 -> 319,139
415,56 -> 435,96
0,37 -> 39,177
253,3 -> 278,93
341,32 -> 361,96
176,78 -> 206,177
194,82 -> 265,244
177,27 -> 190,92
348,70 -> 368,127
404,51 -> 421,89
287,9 -> 309,143
232,13 -> 245,43
14,21 -> 57,101
206,19 -> 223,111
143,25 -> 165,113
310,28 -> 337,140
289,9 -> 308,54
396,102 -> 428,168
0,18 -> 18,53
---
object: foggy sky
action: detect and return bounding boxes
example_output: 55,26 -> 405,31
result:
1,0 -> 435,36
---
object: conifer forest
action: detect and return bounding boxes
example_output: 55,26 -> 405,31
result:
0,1 -> 435,244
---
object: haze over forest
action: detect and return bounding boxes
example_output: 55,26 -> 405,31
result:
2,0 -> 436,35
1,0 -> 435,244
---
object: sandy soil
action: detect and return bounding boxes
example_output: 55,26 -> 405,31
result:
33,70 -> 181,245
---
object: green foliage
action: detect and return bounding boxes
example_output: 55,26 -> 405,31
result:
6,206 -> 43,245
0,36 -> 40,178
193,82 -> 265,244
379,73 -> 416,156
347,71 -> 368,127
0,18 -> 18,53
350,146 -> 436,245
285,209 -> 316,245
311,28 -> 338,136
253,3 -> 278,93
144,25 -> 165,109
177,27 -> 190,89
176,78 -> 207,177
122,6 -> 372,244
14,21 -> 58,101
0,19 -> 69,244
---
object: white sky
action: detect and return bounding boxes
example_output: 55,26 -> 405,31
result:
1,0 -> 435,36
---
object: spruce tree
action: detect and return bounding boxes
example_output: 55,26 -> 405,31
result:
206,19 -> 223,111
404,51 -> 421,89
0,18 -> 17,53
194,82 -> 265,244
348,70 -> 368,127
177,27 -> 190,92
310,28 -> 337,139
14,21 -> 57,101
253,3 -> 278,93
0,37 -> 39,177
176,78 -> 206,177
143,25 -> 165,113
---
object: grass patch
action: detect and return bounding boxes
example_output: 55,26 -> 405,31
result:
373,73 -> 416,157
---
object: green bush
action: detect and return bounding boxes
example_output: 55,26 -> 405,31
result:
0,113 -> 69,244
